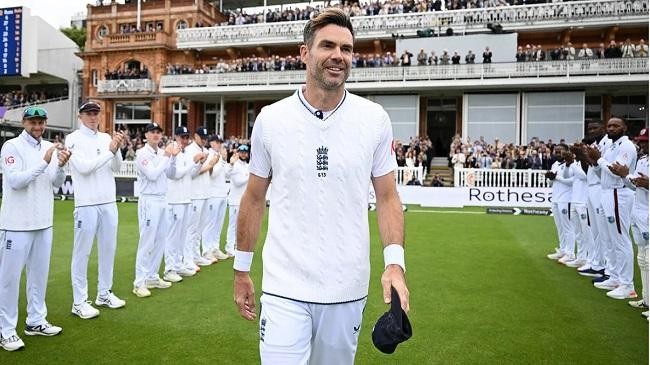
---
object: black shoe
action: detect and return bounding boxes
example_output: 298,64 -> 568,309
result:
578,268 -> 604,277
592,274 -> 610,284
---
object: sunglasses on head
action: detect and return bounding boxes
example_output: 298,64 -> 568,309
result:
23,106 -> 48,119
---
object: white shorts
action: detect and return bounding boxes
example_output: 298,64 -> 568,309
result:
259,293 -> 367,365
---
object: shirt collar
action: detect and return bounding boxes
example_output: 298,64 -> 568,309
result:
297,86 -> 346,114
20,130 -> 41,149
79,122 -> 98,136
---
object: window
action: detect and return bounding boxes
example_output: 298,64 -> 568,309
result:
584,95 -> 602,123
611,95 -> 649,137
246,102 -> 256,138
97,25 -> 109,39
115,102 -> 151,124
176,20 -> 188,30
204,103 -> 223,134
92,69 -> 98,87
173,101 -> 188,127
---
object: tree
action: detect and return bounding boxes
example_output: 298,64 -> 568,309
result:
60,26 -> 86,51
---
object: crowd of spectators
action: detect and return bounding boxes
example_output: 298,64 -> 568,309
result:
1,89 -> 68,108
516,39 -> 649,62
449,133 -> 566,171
104,67 -> 150,80
220,0 -> 559,26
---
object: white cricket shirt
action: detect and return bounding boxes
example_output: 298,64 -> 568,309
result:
0,131 -> 66,230
226,159 -> 249,206
206,148 -> 229,198
551,161 -> 572,203
249,87 -> 397,304
597,136 -> 637,189
165,149 -> 200,204
186,141 -> 210,200
65,124 -> 122,207
135,144 -> 170,196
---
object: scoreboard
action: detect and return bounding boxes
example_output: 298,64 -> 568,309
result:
0,6 -> 22,76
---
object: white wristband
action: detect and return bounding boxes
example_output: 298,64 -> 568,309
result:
383,244 -> 405,273
233,250 -> 254,272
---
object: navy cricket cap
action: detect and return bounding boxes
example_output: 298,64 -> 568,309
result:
144,122 -> 163,133
175,126 -> 190,136
209,134 -> 223,143
237,144 -> 249,152
372,287 -> 412,354
196,127 -> 209,138
79,101 -> 101,113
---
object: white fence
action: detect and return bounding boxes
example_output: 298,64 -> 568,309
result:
176,0 -> 648,48
56,161 -> 423,185
160,58 -> 648,90
454,167 -> 550,188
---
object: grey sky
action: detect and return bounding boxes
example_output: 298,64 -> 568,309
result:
0,0 -> 92,29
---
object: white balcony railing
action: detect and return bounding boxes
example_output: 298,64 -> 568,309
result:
160,58 -> 648,90
454,167 -> 551,188
97,79 -> 155,94
52,162 -> 423,185
177,0 -> 648,48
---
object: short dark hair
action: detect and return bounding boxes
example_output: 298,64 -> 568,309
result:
303,8 -> 354,48
609,116 -> 628,127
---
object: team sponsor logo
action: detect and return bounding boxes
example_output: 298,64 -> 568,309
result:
77,220 -> 82,229
260,318 -> 267,342
4,156 -> 15,165
5,239 -> 12,250
316,146 -> 328,178
607,216 -> 615,224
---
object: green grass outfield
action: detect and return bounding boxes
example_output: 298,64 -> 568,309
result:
0,201 -> 647,364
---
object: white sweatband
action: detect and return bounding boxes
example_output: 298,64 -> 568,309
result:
233,250 -> 254,272
383,244 -> 406,273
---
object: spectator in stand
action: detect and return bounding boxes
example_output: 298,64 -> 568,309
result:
429,51 -> 438,65
621,38 -> 636,58
465,50 -> 476,64
430,174 -> 444,187
516,46 -> 526,62
605,40 -> 622,58
528,150 -> 543,170
451,147 -> 466,171
439,50 -> 450,65
417,49 -> 428,66
478,152 -> 492,169
595,43 -> 606,59
578,43 -> 593,59
482,47 -> 492,63
534,45 -> 545,61
400,50 -> 414,66
566,42 -> 576,60
636,39 -> 648,58
514,149 -> 529,169
451,51 -> 461,65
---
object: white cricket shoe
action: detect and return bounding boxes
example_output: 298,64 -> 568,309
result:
195,257 -> 213,266
606,285 -> 638,300
72,301 -> 100,319
642,311 -> 649,319
178,268 -> 196,277
558,255 -> 575,265
214,249 -> 229,260
24,322 -> 62,337
565,259 -> 586,268
594,278 -> 619,290
628,299 -> 648,309
163,271 -> 183,283
132,286 -> 151,298
95,291 -> 126,309
577,263 -> 591,272
0,335 -> 25,351
146,278 -> 172,289
547,249 -> 565,260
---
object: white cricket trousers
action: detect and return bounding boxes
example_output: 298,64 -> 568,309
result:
600,188 -> 635,286
187,199 -> 208,264
631,207 -> 649,304
134,195 -> 167,288
164,203 -> 190,273
555,202 -> 575,257
259,294 -> 367,365
570,203 -> 594,262
225,204 -> 240,255
0,229 -> 52,338
71,203 -> 119,304
587,185 -> 607,271
202,196 -> 228,255
551,203 -> 563,249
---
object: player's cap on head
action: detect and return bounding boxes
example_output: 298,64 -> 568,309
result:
372,287 -> 412,354
145,122 -> 163,133
636,128 -> 649,142
209,134 -> 223,143
196,127 -> 209,138
23,106 -> 48,119
79,101 -> 101,113
237,144 -> 249,152
175,126 -> 190,136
